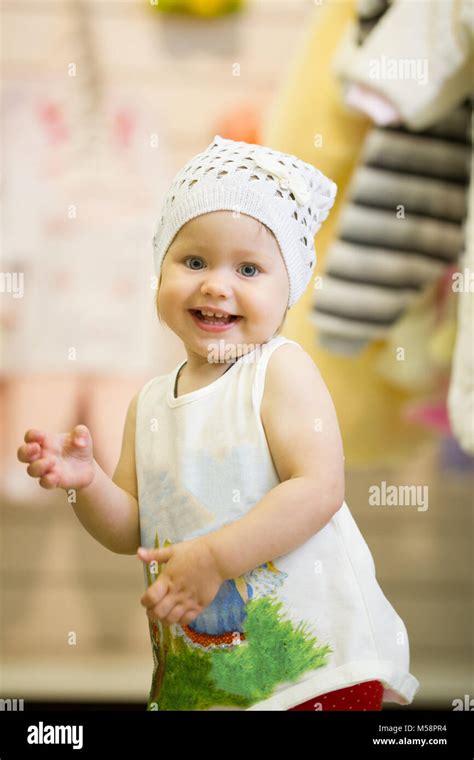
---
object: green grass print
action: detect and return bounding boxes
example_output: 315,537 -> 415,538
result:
148,595 -> 333,711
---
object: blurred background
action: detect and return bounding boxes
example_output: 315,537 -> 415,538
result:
1,0 -> 472,710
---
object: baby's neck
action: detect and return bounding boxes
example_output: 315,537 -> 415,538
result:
175,358 -> 237,397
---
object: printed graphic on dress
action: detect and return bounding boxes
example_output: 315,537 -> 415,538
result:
144,530 -> 333,711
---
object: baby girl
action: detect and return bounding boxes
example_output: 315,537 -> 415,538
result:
17,135 -> 419,711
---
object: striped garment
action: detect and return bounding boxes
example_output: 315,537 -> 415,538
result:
311,0 -> 472,355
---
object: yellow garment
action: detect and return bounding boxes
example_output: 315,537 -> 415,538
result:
261,0 -> 434,468
448,139 -> 474,455
375,279 -> 457,393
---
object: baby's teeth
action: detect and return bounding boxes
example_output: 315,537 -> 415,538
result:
201,310 -> 227,317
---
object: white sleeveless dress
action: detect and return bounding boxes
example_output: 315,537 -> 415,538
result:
135,335 -> 420,711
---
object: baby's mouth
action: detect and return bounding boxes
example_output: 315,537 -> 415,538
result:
189,309 -> 241,325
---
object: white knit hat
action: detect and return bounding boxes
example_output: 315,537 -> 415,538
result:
152,135 -> 338,308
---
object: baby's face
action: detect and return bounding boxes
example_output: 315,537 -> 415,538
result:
158,211 -> 289,353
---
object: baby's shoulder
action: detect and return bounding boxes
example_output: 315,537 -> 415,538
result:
263,340 -> 321,394
136,372 -> 169,404
260,339 -> 344,489
261,339 -> 334,422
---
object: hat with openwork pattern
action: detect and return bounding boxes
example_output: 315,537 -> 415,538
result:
152,135 -> 337,308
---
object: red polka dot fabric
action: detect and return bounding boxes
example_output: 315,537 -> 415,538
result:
287,679 -> 384,711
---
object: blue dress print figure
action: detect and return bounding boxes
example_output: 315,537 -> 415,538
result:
176,560 -> 288,651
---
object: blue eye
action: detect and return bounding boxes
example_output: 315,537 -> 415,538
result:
239,264 -> 259,277
184,256 -> 204,270
183,257 -> 260,277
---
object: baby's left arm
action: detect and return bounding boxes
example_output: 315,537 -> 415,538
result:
206,342 -> 345,580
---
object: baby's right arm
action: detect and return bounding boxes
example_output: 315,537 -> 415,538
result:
17,392 -> 141,555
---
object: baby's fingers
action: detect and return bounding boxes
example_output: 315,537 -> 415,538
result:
165,604 -> 186,625
146,592 -> 176,623
24,428 -> 48,447
147,593 -> 195,626
26,455 -> 57,481
141,576 -> 169,609
158,604 -> 200,626
180,608 -> 200,626
38,471 -> 60,489
17,441 -> 42,463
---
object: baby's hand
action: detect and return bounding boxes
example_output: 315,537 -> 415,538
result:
17,425 -> 95,491
138,537 -> 225,626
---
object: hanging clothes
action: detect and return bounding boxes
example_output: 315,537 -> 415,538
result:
335,0 -> 474,130
311,0 -> 472,355
311,102 -> 470,353
374,267 -> 457,394
323,0 -> 474,455
261,0 -> 436,469
448,135 -> 474,455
